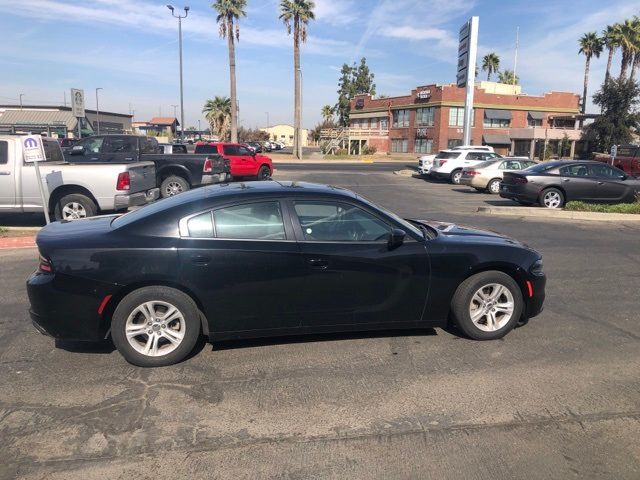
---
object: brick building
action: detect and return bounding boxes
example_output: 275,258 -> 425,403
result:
326,82 -> 583,158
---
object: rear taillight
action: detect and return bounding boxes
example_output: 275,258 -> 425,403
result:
116,172 -> 131,191
465,170 -> 479,176
38,255 -> 53,273
439,160 -> 447,166
203,158 -> 213,173
514,176 -> 528,184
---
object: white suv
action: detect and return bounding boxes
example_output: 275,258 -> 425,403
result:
429,149 -> 500,184
418,145 -> 494,175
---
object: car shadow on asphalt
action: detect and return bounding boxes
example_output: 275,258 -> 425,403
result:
55,339 -> 116,354
210,328 -> 438,351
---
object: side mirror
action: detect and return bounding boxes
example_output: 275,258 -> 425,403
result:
70,145 -> 85,155
388,228 -> 406,249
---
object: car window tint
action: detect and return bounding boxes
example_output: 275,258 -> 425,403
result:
466,152 -> 482,160
140,138 -> 159,154
525,161 -> 537,168
0,141 -> 7,165
187,212 -> 214,238
435,151 -> 460,159
294,202 -> 390,242
560,164 -> 589,177
103,137 -> 137,154
194,144 -> 218,154
213,201 -> 285,240
223,145 -> 239,156
175,145 -> 187,153
79,137 -> 104,153
589,164 -> 620,178
501,160 -> 521,170
237,146 -> 251,156
42,140 -> 63,162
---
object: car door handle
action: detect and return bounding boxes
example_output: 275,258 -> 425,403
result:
307,258 -> 328,269
191,255 -> 211,266
597,181 -> 604,185
124,157 -> 134,161
0,171 -> 10,175
562,179 -> 570,182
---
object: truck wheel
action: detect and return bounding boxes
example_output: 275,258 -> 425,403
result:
54,194 -> 97,221
450,169 -> 463,185
256,165 -> 272,181
161,176 -> 190,198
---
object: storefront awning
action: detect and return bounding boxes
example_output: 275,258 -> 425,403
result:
484,109 -> 512,120
349,111 -> 389,119
483,134 -> 511,145
527,111 -> 544,120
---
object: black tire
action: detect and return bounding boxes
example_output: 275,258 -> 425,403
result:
160,175 -> 190,198
539,187 -> 565,208
111,286 -> 201,367
487,178 -> 502,194
54,193 -> 97,221
257,165 -> 272,181
450,169 -> 463,185
450,271 -> 523,340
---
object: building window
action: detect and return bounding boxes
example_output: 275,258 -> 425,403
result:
370,117 -> 377,129
391,139 -> 408,153
527,117 -> 542,127
392,110 -> 410,128
416,107 -> 435,127
448,139 -> 463,149
448,107 -> 474,127
380,118 -> 389,130
414,139 -> 433,154
484,117 -> 511,128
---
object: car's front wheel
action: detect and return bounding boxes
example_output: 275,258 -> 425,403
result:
450,271 -> 523,340
111,286 -> 201,367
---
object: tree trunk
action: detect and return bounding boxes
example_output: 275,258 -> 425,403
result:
630,53 -> 640,83
582,57 -> 590,115
620,50 -> 630,80
605,48 -> 613,82
293,20 -> 301,159
486,71 -> 490,81
228,21 -> 238,143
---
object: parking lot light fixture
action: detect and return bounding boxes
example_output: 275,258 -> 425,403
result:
95,88 -> 103,135
167,5 -> 189,140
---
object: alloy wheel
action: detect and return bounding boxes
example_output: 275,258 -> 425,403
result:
489,179 -> 501,194
165,182 -> 184,196
62,202 -> 87,220
543,191 -> 562,208
125,301 -> 186,357
452,171 -> 462,184
468,283 -> 515,332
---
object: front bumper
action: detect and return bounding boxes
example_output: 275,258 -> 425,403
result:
525,274 -> 546,319
114,187 -> 160,210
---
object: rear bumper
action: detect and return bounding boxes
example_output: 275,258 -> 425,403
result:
499,184 -> 539,204
429,169 -> 451,180
114,187 -> 160,210
460,176 -> 488,188
202,172 -> 229,184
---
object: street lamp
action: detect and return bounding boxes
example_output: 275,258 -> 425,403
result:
171,104 -> 178,118
167,4 -> 189,140
197,119 -> 201,140
95,88 -> 103,135
19,93 -> 24,110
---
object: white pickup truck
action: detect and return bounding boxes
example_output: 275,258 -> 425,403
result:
0,135 -> 159,221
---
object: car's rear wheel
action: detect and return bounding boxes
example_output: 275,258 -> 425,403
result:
450,169 -> 463,185
54,193 -> 97,221
450,271 -> 523,340
487,178 -> 502,194
540,187 -> 564,208
111,286 -> 201,367
257,165 -> 272,181
161,175 -> 190,198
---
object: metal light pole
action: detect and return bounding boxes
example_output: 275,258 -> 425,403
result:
197,119 -> 201,140
167,5 -> 189,140
19,93 -> 24,109
265,112 -> 269,128
171,104 -> 178,118
95,87 -> 103,135
297,68 -> 303,158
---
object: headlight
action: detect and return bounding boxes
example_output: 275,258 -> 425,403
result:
530,259 -> 544,276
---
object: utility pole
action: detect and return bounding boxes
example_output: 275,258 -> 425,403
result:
167,5 -> 189,140
513,26 -> 519,86
265,112 -> 269,128
95,87 -> 103,135
19,93 -> 24,109
171,104 -> 178,118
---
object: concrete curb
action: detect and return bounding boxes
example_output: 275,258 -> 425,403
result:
0,226 -> 42,232
477,206 -> 640,222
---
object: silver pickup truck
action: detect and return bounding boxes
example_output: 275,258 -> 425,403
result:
0,135 -> 159,221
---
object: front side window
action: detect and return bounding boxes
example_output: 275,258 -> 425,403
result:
103,137 -> 137,154
214,201 -> 285,240
589,164 -> 622,178
392,110 -> 410,128
222,145 -> 239,156
294,201 -> 390,242
236,146 -> 252,156
560,164 -> 589,177
500,160 -> 522,170
0,141 -> 8,165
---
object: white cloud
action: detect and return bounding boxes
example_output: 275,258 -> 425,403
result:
313,0 -> 358,26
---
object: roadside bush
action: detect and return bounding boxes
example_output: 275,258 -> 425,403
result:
334,148 -> 348,156
362,145 -> 377,155
565,200 -> 640,214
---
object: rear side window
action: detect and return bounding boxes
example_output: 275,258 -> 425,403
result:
42,140 -> 63,162
435,151 -> 460,159
195,144 -> 219,154
187,212 -> 214,238
214,201 -> 285,240
222,145 -> 240,155
103,137 -> 137,154
140,138 -> 159,154
560,164 -> 589,177
0,141 -> 7,164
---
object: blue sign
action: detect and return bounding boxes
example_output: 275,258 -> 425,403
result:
24,138 -> 38,148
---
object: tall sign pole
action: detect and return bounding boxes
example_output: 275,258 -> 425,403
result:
457,16 -> 479,146
21,136 -> 50,224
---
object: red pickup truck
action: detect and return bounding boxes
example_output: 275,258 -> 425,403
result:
593,144 -> 640,177
195,142 -> 273,180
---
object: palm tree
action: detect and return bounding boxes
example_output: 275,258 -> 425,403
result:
202,96 -> 232,140
602,24 -> 622,82
497,69 -> 519,85
618,17 -> 640,80
481,53 -> 500,81
627,17 -> 640,82
212,0 -> 247,143
578,32 -> 603,114
280,0 -> 315,159
321,105 -> 334,123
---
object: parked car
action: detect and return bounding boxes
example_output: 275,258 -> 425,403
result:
261,141 -> 272,152
461,158 -> 538,193
27,181 -> 546,367
420,146 -> 497,175
246,141 -> 263,153
57,138 -> 78,154
593,144 -> 640,177
500,160 -> 640,208
429,149 -> 501,184
158,143 -> 188,154
451,145 -> 495,152
68,135 -> 229,198
194,142 -> 273,180
275,141 -> 285,150
0,135 -> 158,221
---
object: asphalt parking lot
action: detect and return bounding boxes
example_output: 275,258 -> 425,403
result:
1,163 -> 639,479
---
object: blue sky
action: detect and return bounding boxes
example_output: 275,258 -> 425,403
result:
1,0 -> 638,130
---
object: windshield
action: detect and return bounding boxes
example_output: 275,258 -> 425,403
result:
355,194 -> 423,239
435,151 -> 460,159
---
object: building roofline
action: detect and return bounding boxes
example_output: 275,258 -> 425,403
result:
0,105 -> 133,118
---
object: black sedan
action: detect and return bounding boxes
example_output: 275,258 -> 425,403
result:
27,181 -> 546,367
500,160 -> 640,208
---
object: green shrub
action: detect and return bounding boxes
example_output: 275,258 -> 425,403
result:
565,200 -> 640,214
362,145 -> 377,155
